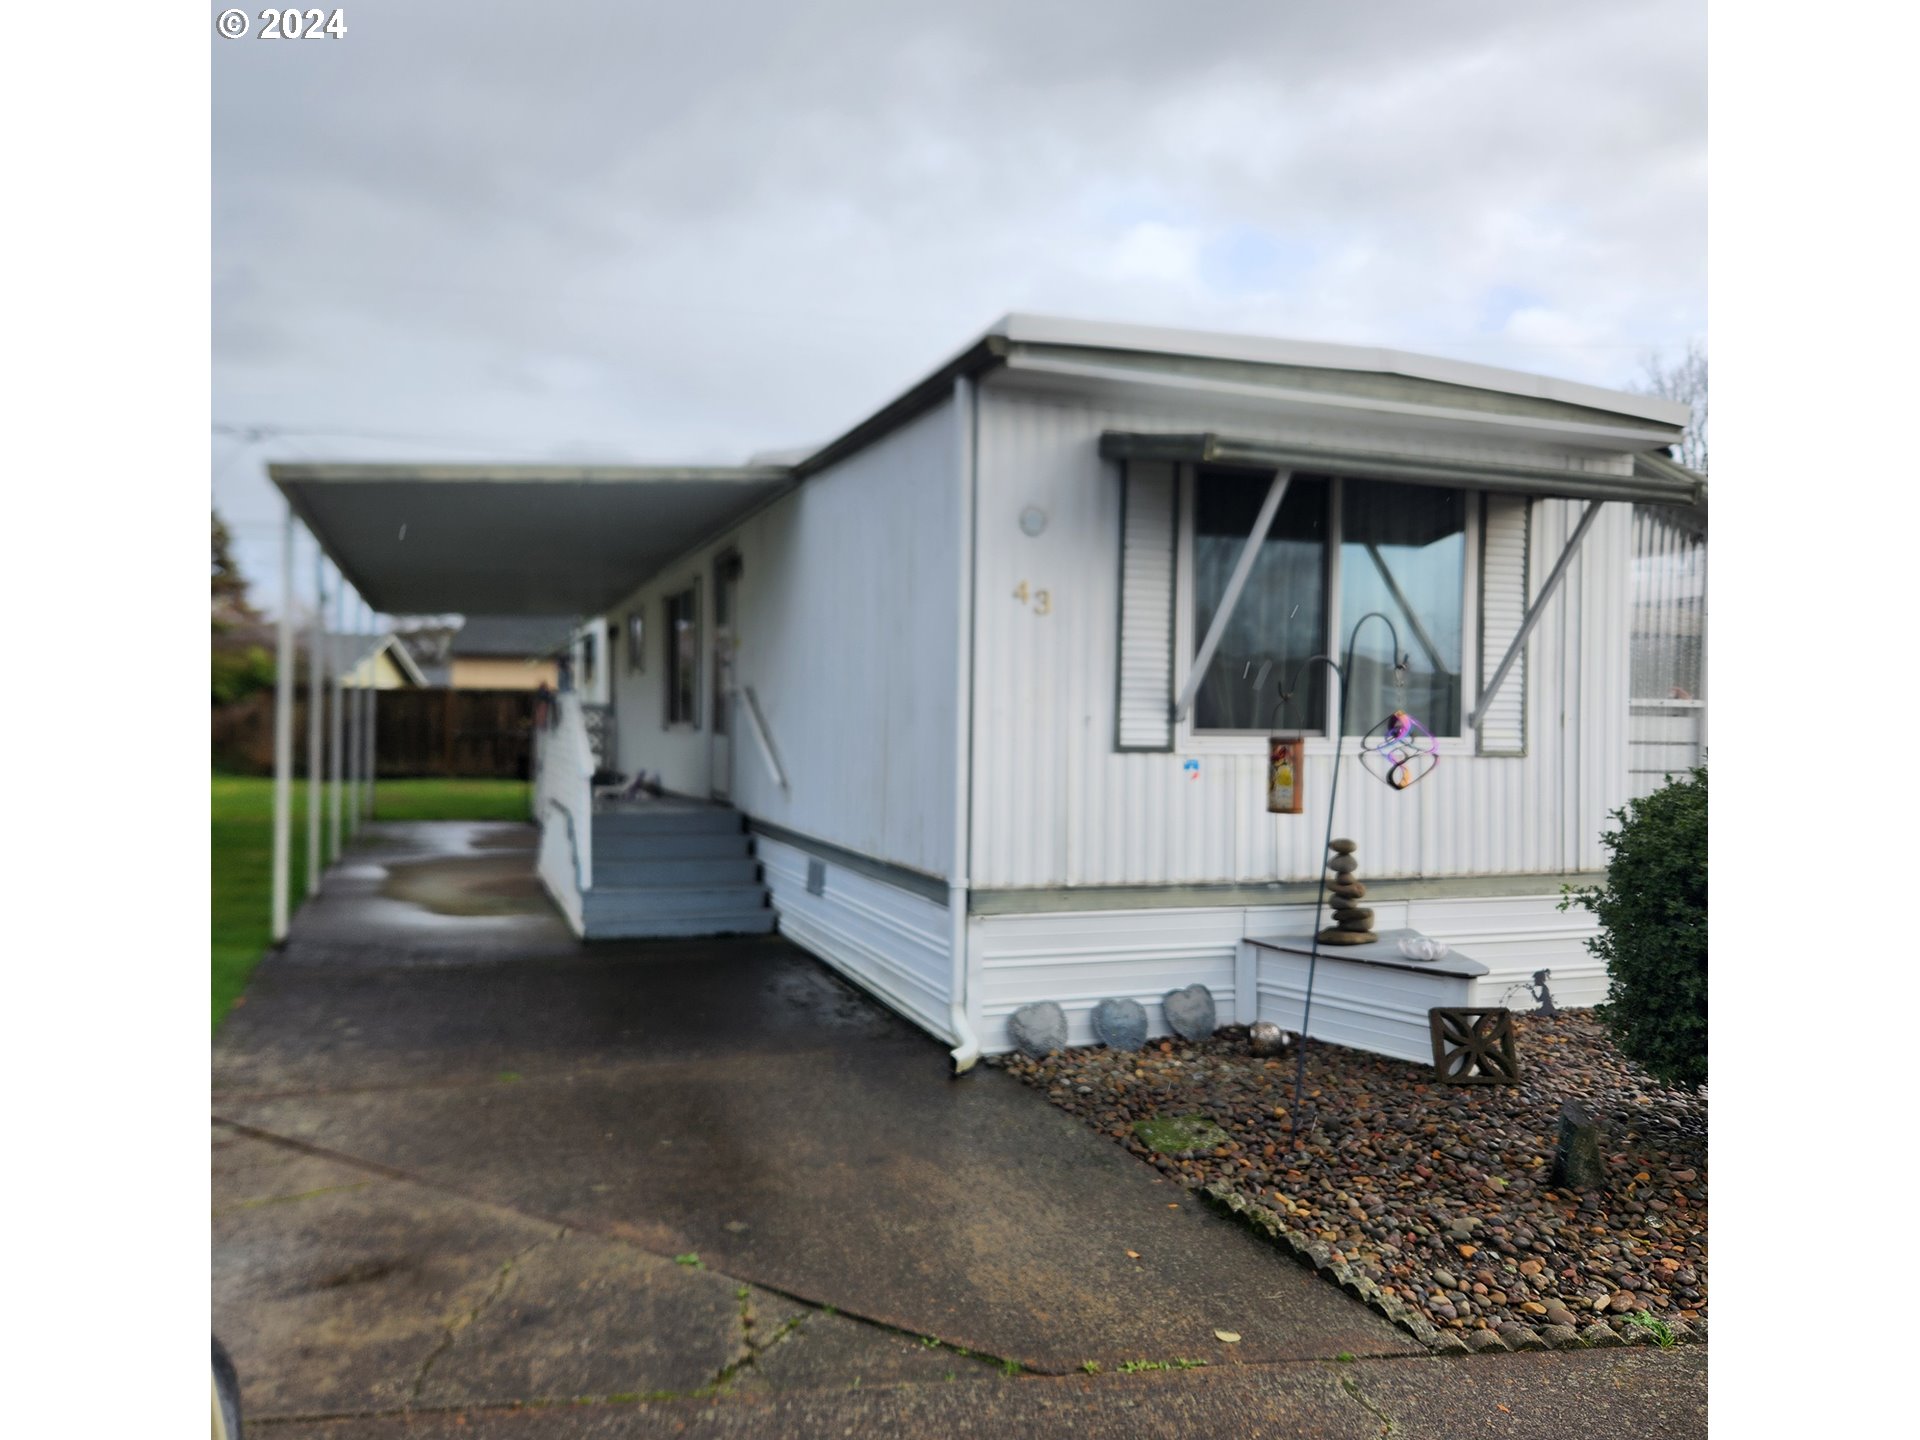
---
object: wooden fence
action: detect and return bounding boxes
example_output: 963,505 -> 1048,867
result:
212,688 -> 538,779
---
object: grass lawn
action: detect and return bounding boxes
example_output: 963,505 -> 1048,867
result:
211,775 -> 531,1029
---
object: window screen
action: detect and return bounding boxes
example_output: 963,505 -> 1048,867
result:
1191,471 -> 1328,732
665,583 -> 699,727
1340,480 -> 1466,734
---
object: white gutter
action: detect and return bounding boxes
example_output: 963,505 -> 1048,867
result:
947,374 -> 982,1074
1005,351 -> 1683,451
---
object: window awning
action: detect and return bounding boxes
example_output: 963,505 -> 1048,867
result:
271,463 -> 792,616
1098,432 -> 1706,510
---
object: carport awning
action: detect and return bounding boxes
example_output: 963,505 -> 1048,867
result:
271,463 -> 793,616
1098,431 -> 1706,509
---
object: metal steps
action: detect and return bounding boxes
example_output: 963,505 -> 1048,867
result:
592,855 -> 761,888
595,832 -> 754,861
583,801 -> 772,939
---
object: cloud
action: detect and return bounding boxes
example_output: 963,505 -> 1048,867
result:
213,0 -> 1704,608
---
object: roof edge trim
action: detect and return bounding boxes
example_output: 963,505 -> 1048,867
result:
1098,431 -> 1707,508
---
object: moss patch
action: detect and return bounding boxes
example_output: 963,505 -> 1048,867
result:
1130,1114 -> 1230,1157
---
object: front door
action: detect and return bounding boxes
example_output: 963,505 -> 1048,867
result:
710,554 -> 742,801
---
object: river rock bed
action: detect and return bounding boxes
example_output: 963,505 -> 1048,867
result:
992,1012 -> 1705,1345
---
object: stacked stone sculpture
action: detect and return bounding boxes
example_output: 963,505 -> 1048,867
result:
1317,838 -> 1375,946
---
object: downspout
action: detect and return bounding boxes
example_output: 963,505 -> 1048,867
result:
947,374 -> 982,1074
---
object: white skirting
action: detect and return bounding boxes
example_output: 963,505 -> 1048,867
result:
756,836 -> 955,1044
972,892 -> 1603,1055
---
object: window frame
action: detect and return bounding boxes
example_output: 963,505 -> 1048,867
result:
1171,463 -> 1479,755
663,579 -> 702,730
626,611 -> 646,674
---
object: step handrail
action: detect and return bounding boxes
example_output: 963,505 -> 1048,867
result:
534,691 -> 595,891
738,685 -> 789,793
545,797 -> 586,893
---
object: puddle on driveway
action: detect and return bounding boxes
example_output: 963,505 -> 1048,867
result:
380,854 -> 547,917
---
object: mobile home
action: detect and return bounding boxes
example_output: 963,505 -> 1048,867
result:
273,315 -> 1707,1067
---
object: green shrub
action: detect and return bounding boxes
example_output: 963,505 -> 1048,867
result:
1561,765 -> 1707,1088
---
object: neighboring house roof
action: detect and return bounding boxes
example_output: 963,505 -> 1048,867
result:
450,616 -> 575,659
390,625 -> 455,686
323,632 -> 428,686
271,312 -> 1699,616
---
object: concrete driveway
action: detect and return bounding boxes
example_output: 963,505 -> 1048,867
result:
213,820 -> 1704,1436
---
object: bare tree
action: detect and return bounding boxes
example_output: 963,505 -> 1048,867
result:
1635,340 -> 1707,474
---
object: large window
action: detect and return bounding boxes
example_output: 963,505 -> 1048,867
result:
664,582 -> 700,727
1629,505 -> 1706,702
1189,470 -> 1466,735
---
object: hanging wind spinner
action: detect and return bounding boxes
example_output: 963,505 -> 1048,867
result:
1359,709 -> 1439,791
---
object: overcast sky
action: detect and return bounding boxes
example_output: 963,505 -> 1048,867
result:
213,0 -> 1705,615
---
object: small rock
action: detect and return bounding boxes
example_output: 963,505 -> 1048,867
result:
1091,997 -> 1149,1051
1007,1002 -> 1067,1059
1581,1322 -> 1625,1348
1538,1324 -> 1584,1349
1327,854 -> 1359,874
1328,838 -> 1357,854
1608,1292 -> 1636,1314
1162,984 -> 1218,1042
1521,1301 -> 1548,1316
1464,1329 -> 1507,1353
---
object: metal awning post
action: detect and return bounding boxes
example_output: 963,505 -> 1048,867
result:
360,600 -> 376,822
270,507 -> 296,942
329,570 -> 345,862
1172,468 -> 1291,724
342,591 -> 357,837
1468,500 -> 1602,731
307,549 -> 325,895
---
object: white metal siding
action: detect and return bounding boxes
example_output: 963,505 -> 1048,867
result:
604,400 -> 961,877
758,836 -> 953,1042
969,383 -> 1637,891
1629,702 -> 1706,798
973,893 -> 1604,1054
1476,494 -> 1529,755
1115,460 -> 1176,750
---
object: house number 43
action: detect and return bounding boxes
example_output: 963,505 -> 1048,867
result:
1012,582 -> 1051,616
